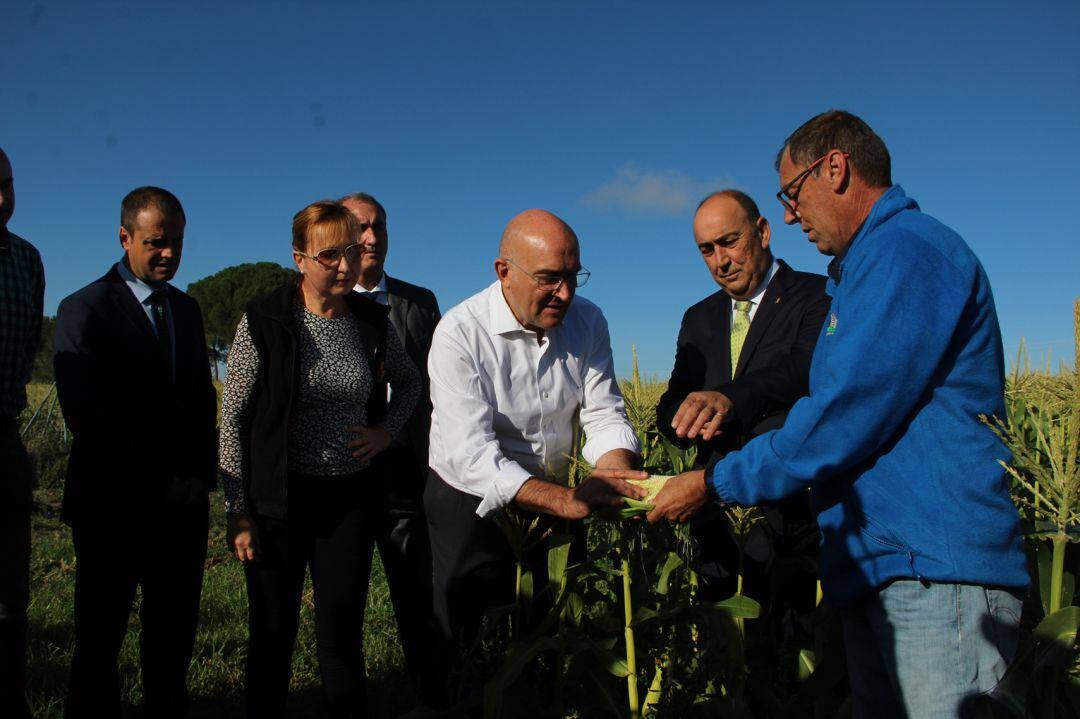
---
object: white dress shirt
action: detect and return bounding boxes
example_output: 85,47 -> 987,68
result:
730,258 -> 780,323
354,273 -> 392,400
428,281 -> 640,518
353,273 -> 389,305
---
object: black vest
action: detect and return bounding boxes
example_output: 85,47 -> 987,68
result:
242,278 -> 389,518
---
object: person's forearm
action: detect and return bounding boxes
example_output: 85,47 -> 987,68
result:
595,448 -> 639,471
513,477 -> 576,518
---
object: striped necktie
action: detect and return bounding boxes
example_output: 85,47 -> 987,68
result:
730,299 -> 752,377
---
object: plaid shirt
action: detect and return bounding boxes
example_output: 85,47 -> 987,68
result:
0,230 -> 45,419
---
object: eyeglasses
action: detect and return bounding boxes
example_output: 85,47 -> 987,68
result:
776,151 -> 848,216
295,243 -> 363,269
502,258 -> 591,292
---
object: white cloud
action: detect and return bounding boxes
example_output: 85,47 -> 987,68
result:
581,165 -> 730,216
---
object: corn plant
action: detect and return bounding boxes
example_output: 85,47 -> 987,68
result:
493,509 -> 542,642
470,324 -> 1080,717
724,505 -> 764,637
979,300 -> 1080,718
620,346 -> 668,469
985,301 -> 1080,616
615,525 -> 641,718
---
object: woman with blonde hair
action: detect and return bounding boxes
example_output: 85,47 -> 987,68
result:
219,200 -> 420,717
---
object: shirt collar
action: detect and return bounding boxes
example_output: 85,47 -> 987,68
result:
487,280 -> 535,337
354,273 -> 388,295
730,258 -> 780,309
116,259 -> 164,305
827,257 -> 842,284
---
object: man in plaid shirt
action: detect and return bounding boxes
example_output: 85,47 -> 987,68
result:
0,147 -> 44,719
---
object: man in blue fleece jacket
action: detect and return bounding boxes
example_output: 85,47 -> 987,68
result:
648,110 -> 1028,718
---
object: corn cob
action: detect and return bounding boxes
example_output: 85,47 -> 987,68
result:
618,475 -> 673,518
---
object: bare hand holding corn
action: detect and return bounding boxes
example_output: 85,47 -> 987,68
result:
645,470 -> 710,524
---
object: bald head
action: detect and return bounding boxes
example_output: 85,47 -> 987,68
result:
499,209 -> 579,260
495,209 -> 582,335
0,148 -> 14,231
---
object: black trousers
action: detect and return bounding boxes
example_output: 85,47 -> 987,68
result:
65,498 -> 209,718
245,473 -> 375,719
425,472 -> 580,658
0,422 -> 32,719
366,449 -> 443,707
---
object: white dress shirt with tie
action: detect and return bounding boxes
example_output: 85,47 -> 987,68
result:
353,274 -> 389,305
354,274 -> 392,400
428,281 -> 639,518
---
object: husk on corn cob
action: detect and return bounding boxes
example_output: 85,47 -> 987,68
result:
617,475 -> 673,518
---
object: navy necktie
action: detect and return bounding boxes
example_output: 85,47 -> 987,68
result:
149,290 -> 173,381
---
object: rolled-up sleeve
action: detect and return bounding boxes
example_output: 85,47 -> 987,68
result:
429,289 -> 640,519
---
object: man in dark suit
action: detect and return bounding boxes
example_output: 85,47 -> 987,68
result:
656,189 -> 828,640
340,192 -> 443,703
54,187 -> 216,718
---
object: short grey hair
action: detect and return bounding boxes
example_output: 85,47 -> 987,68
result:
338,192 -> 387,223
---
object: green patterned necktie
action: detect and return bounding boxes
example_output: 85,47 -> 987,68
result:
730,300 -> 752,377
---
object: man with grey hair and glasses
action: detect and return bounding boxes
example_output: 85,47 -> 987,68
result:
649,110 -> 1028,718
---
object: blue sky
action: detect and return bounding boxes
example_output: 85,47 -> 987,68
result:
3,0 -> 1077,376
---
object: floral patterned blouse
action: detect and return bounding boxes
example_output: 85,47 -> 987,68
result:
218,302 -> 420,514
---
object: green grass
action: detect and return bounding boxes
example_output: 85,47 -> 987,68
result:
23,337 -> 1080,718
20,382 -> 416,717
26,498 -> 415,717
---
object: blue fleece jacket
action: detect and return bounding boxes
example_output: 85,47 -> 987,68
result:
711,185 -> 1029,606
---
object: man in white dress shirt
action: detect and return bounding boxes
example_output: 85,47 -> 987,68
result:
425,209 -> 646,660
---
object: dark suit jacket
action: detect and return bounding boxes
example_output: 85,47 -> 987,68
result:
53,265 -> 217,526
657,259 -> 829,468
384,275 -> 441,471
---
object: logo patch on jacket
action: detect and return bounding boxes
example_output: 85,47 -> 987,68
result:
826,313 -> 839,336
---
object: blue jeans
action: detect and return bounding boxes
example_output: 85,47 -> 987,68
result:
842,580 -> 1023,719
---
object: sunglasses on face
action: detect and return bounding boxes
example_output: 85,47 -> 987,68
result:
296,243 -> 363,269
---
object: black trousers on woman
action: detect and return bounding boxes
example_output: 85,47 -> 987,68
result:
244,472 -> 374,719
